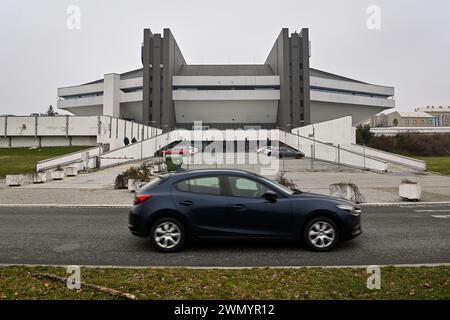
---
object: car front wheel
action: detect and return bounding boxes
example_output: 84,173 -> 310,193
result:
304,217 -> 339,251
150,218 -> 186,253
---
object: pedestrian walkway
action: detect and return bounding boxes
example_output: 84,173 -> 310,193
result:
1,154 -> 450,204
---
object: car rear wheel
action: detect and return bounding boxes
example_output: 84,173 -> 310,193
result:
304,217 -> 339,252
150,218 -> 186,253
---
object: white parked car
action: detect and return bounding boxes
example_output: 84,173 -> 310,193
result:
186,146 -> 199,154
256,146 -> 272,154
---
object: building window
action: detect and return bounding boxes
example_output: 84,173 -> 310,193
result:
405,120 -> 409,125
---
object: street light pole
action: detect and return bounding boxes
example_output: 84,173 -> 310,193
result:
298,120 -> 315,169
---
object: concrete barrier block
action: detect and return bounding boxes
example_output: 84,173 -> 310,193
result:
128,179 -> 146,193
64,166 -> 78,177
51,170 -> 65,180
32,172 -> 47,184
399,181 -> 421,201
21,174 -> 34,184
329,183 -> 365,203
6,174 -> 24,186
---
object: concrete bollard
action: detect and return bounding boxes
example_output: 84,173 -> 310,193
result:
128,179 -> 138,192
329,183 -> 365,203
64,166 -> 78,177
21,174 -> 34,184
32,172 -> 47,184
51,170 -> 65,180
399,181 -> 421,201
6,174 -> 24,186
128,179 -> 147,193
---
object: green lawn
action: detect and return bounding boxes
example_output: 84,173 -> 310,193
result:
0,146 -> 91,177
0,266 -> 448,300
413,156 -> 450,176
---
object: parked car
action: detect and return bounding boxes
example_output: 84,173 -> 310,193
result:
268,147 -> 305,159
162,146 -> 199,156
256,146 -> 272,154
129,169 -> 362,252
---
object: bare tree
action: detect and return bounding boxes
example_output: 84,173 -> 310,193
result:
46,105 -> 58,116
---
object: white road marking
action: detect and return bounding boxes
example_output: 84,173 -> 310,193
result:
415,209 -> 450,213
431,215 -> 450,219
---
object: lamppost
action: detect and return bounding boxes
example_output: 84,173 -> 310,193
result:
298,120 -> 315,170
140,120 -> 157,159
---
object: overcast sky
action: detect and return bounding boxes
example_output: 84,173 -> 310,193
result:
0,0 -> 449,115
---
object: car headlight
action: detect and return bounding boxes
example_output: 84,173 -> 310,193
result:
337,204 -> 362,216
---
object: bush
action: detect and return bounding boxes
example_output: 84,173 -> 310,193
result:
114,163 -> 153,189
356,124 -> 374,145
367,133 -> 450,156
276,171 -> 297,189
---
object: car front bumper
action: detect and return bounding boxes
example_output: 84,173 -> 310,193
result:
346,214 -> 362,240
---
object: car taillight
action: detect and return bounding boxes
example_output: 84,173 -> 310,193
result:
134,194 -> 152,205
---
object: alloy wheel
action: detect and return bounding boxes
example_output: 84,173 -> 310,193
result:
308,221 -> 336,249
154,222 -> 181,249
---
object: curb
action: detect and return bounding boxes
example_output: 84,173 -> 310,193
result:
0,263 -> 449,270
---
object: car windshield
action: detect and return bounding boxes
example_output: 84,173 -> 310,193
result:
253,174 -> 295,195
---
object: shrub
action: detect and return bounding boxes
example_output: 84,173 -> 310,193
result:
114,163 -> 153,189
276,171 -> 297,189
356,124 -> 374,145
367,133 -> 450,156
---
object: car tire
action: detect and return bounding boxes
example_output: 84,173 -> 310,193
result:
296,154 -> 302,159
303,217 -> 339,252
150,217 -> 186,253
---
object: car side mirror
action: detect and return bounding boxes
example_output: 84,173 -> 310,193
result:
263,191 -> 277,203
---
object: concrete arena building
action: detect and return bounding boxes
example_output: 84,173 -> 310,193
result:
57,28 -> 395,131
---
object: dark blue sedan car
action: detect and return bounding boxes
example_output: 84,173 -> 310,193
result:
129,169 -> 362,252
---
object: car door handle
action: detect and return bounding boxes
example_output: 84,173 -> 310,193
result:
232,204 -> 246,211
179,200 -> 193,206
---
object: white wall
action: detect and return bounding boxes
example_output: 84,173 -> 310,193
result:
37,146 -> 100,171
6,117 -> 36,136
347,144 -> 426,170
280,131 -> 387,172
371,127 -> 450,136
103,74 -> 120,117
292,116 -> 355,146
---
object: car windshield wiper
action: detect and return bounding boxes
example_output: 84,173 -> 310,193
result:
291,188 -> 302,194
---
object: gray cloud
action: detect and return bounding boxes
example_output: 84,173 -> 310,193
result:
0,0 -> 449,115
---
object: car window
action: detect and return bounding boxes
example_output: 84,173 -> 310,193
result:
175,176 -> 222,195
227,176 -> 271,198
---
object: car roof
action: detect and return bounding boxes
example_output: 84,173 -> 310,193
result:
161,168 -> 257,180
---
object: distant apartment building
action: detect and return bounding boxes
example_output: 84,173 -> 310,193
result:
415,106 -> 450,127
372,111 -> 434,127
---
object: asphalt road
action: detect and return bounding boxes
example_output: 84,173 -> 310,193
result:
0,205 -> 449,267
